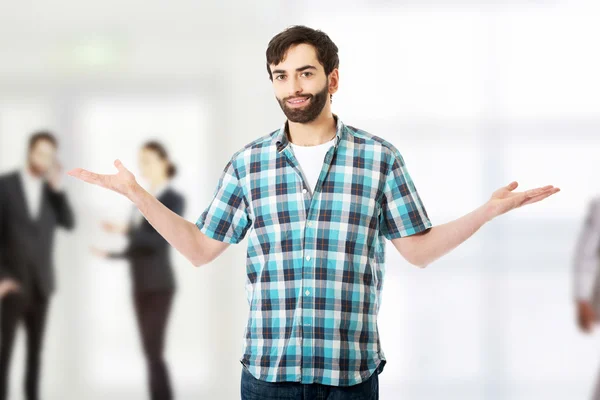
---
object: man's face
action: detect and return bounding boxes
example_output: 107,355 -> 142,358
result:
28,140 -> 56,176
270,43 -> 337,124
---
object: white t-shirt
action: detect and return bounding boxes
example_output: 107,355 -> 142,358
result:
290,137 -> 336,192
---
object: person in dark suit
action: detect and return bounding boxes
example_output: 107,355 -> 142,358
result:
0,131 -> 75,400
92,141 -> 184,400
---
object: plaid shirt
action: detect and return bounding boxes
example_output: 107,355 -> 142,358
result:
196,116 -> 431,386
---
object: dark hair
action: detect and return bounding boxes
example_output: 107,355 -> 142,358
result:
142,140 -> 177,178
266,25 -> 339,82
28,130 -> 58,151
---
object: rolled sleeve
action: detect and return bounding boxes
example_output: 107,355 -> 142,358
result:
379,153 -> 431,240
196,158 -> 252,244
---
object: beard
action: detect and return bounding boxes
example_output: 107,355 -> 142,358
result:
277,82 -> 329,124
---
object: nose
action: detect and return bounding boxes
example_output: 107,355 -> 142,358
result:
289,76 -> 303,97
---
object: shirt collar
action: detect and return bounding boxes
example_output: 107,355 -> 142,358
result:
273,114 -> 345,152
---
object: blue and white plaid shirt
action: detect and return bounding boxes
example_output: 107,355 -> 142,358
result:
196,116 -> 432,386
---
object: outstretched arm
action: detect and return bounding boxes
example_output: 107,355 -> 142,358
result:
392,181 -> 560,268
127,194 -> 186,253
69,160 -> 229,266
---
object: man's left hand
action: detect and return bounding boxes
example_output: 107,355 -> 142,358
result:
484,181 -> 560,221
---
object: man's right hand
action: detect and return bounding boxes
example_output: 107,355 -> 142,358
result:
577,300 -> 597,333
0,279 -> 20,298
68,160 -> 139,199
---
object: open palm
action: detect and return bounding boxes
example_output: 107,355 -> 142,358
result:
487,181 -> 560,219
67,159 -> 139,198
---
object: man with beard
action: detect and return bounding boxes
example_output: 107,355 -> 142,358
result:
0,131 -> 75,400
67,26 -> 559,400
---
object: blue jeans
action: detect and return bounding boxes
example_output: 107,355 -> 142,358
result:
240,367 -> 379,400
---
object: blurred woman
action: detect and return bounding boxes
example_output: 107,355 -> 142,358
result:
93,141 -> 184,400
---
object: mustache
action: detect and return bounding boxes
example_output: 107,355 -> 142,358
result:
283,94 -> 312,102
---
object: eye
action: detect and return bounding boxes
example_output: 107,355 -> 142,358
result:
275,75 -> 286,81
301,72 -> 313,77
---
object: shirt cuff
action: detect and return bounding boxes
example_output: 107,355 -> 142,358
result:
195,221 -> 241,244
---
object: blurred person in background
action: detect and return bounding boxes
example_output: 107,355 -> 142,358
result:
573,197 -> 600,399
0,131 -> 75,400
91,141 -> 184,400
68,26 -> 559,400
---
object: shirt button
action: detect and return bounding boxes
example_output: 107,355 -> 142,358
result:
302,188 -> 308,194
305,290 -> 310,296
307,221 -> 312,227
305,255 -> 311,261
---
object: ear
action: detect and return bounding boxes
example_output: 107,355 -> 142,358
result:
328,69 -> 339,97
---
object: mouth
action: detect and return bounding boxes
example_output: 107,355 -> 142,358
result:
286,96 -> 311,108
